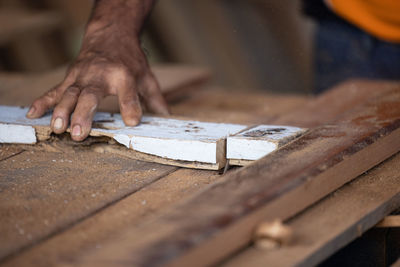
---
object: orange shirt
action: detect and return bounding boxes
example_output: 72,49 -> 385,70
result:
328,0 -> 400,43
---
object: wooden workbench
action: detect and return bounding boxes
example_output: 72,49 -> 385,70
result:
0,70 -> 399,266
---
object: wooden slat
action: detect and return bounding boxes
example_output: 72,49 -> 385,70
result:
0,145 -> 24,161
375,216 -> 400,228
2,169 -> 220,267
223,153 -> 400,267
0,150 -> 176,260
170,87 -> 308,124
57,84 -> 400,266
274,79 -> 400,128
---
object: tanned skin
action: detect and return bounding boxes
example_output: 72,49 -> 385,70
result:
26,0 -> 168,141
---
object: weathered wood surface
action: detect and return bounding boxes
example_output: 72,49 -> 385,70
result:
223,152 -> 400,267
2,168 -> 220,267
170,87 -> 309,124
0,150 -> 176,261
0,64 -> 210,111
54,85 -> 400,266
274,79 -> 399,128
0,145 -> 24,162
1,79 -> 399,267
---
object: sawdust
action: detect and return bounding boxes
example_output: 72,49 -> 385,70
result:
0,147 -> 175,260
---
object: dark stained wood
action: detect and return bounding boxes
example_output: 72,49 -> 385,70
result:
58,84 -> 400,266
223,153 -> 400,267
0,150 -> 176,261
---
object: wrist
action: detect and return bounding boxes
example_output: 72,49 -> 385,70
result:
88,0 -> 154,36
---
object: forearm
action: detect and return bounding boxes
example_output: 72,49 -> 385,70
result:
78,0 -> 155,68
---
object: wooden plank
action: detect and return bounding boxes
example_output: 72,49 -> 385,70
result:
0,150 -> 176,260
0,105 -> 306,169
227,125 -> 305,164
375,216 -> 400,228
0,106 -> 247,169
0,145 -> 24,162
274,79 -> 400,128
170,87 -> 309,124
57,84 -> 400,266
2,169 -> 220,267
223,153 -> 400,267
0,64 -> 210,111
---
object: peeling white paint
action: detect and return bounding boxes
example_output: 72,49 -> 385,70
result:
0,105 -> 305,164
113,134 -> 131,148
227,125 -> 305,161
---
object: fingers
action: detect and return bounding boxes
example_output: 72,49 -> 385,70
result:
51,86 -> 80,134
140,72 -> 169,115
27,70 -> 77,119
70,88 -> 103,141
117,79 -> 142,127
26,87 -> 59,119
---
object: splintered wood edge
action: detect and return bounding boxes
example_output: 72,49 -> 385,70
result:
90,129 -> 227,170
229,159 -> 253,166
33,125 -> 52,141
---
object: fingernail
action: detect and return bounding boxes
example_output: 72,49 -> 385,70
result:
72,125 -> 81,136
27,107 -> 36,117
54,117 -> 63,130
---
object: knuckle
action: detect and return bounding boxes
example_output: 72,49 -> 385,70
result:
120,96 -> 139,108
79,89 -> 100,102
65,86 -> 81,97
44,89 -> 57,101
53,105 -> 70,116
108,65 -> 131,82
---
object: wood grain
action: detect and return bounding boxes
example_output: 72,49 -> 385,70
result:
274,79 -> 400,128
0,150 -> 176,261
223,153 -> 400,267
2,169 -> 220,267
62,85 -> 400,266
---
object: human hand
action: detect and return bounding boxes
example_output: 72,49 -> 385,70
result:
26,0 -> 167,141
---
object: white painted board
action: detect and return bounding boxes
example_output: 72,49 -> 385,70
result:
227,125 -> 305,161
0,105 -> 247,164
92,112 -> 247,163
0,105 -> 306,165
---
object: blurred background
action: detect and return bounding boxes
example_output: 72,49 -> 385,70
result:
0,0 -> 315,94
